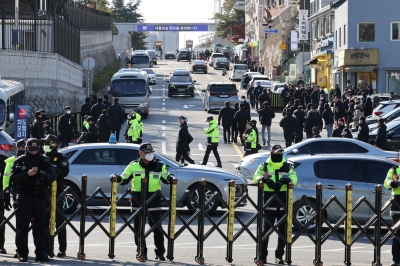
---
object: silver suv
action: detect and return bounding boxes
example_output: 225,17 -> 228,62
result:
373,99 -> 400,117
203,82 -> 239,113
290,154 -> 394,229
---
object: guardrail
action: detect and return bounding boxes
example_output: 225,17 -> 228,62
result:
0,177 -> 398,265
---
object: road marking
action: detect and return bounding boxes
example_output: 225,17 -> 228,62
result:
162,107 -> 165,109
162,141 -> 166,154
162,126 -> 165,130
162,133 -> 166,137
207,162 -> 215,167
162,120 -> 165,123
232,143 -> 244,159
163,99 -> 165,101
163,103 -> 165,105
198,143 -> 204,150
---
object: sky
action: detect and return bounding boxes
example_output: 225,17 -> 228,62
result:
137,0 -> 215,47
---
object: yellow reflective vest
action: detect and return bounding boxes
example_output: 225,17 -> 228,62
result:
384,166 -> 400,195
120,160 -> 170,192
245,129 -> 257,150
204,119 -> 219,144
253,157 -> 298,192
3,156 -> 15,189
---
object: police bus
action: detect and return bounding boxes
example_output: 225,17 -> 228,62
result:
108,69 -> 152,118
0,78 -> 25,136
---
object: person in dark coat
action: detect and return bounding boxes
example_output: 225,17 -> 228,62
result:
363,97 -> 373,117
318,94 -> 328,114
331,96 -> 345,122
240,96 -> 251,113
85,116 -> 98,143
253,82 -> 264,109
302,85 -> 312,106
108,98 -> 124,142
290,99 -> 300,114
90,97 -> 107,122
357,116 -> 369,143
279,109 -> 296,147
247,86 -> 255,108
334,84 -> 341,98
293,86 -> 303,105
312,126 -> 321,138
43,120 -> 55,137
103,95 -> 112,108
346,99 -> 355,128
332,118 -> 345,137
343,128 -> 353,139
231,102 -> 239,143
31,111 -> 44,139
218,101 -> 235,143
80,97 -> 92,125
293,106 -> 306,143
306,106 -> 323,138
58,106 -> 77,148
257,102 -> 275,146
310,86 -> 320,106
322,103 -> 334,137
280,86 -> 290,105
97,109 -> 114,142
176,116 -> 195,164
258,89 -> 271,107
233,103 -> 251,145
375,118 -> 387,150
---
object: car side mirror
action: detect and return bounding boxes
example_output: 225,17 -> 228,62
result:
149,87 -> 153,94
201,89 -> 206,93
291,149 -> 299,155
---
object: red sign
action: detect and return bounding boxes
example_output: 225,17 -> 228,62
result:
18,108 -> 27,119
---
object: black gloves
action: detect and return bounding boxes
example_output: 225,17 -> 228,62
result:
280,177 -> 292,185
274,182 -> 283,192
265,178 -> 275,189
109,174 -> 122,183
390,180 -> 400,188
167,174 -> 175,183
3,193 -> 11,211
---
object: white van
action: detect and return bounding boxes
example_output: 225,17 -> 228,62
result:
131,51 -> 152,69
228,64 -> 247,81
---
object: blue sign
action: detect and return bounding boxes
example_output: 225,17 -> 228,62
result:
137,24 -> 209,32
14,105 -> 30,141
264,29 -> 279,34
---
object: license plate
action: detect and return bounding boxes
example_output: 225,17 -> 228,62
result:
220,95 -> 229,98
197,69 -> 203,71
125,109 -> 133,113
178,89 -> 186,91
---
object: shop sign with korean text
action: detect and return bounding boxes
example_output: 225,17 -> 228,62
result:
299,10 -> 308,41
14,105 -> 30,141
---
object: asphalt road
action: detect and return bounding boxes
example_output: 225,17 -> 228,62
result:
0,60 -> 394,265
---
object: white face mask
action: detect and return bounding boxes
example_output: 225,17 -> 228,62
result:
66,110 -> 71,114
43,145 -> 51,153
144,153 -> 154,161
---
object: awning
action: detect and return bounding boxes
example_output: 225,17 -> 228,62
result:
345,66 -> 376,72
303,58 -> 318,65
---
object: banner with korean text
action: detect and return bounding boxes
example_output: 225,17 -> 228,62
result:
14,105 -> 30,141
299,10 -> 309,41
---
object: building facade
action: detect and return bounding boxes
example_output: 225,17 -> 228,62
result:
245,0 -> 265,62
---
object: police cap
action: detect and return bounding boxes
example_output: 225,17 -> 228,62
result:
41,134 -> 59,144
140,143 -> 154,153
26,138 -> 41,151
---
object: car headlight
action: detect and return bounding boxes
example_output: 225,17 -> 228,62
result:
138,103 -> 148,108
235,184 -> 244,197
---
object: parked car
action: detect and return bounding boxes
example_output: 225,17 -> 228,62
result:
60,143 -> 248,214
191,60 -> 208,73
372,99 -> 400,117
246,75 -> 270,90
352,93 -> 391,109
365,107 -> 400,126
254,80 -> 272,91
177,50 -> 189,62
272,83 -> 286,93
208,53 -> 225,66
289,154 -> 395,230
237,138 -> 398,180
213,58 -> 230,70
203,82 -> 238,113
167,69 -> 196,97
240,72 -> 261,89
0,130 -> 16,157
228,64 -> 247,81
140,68 -> 156,84
165,51 -> 176,59
360,119 -> 400,151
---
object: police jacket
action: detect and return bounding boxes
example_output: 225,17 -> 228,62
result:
384,166 -> 400,214
244,128 -> 257,150
257,107 -> 275,126
45,148 -> 69,196
44,126 -> 55,137
357,123 -> 369,143
128,115 -> 141,141
108,102 -> 124,131
86,123 -> 99,143
234,109 -> 251,130
58,113 -> 77,137
97,114 -> 114,142
258,92 -> 271,107
204,119 -> 219,144
31,118 -> 44,139
3,155 -> 15,190
176,122 -> 191,152
218,106 -> 235,126
90,102 -> 107,122
10,154 -> 56,199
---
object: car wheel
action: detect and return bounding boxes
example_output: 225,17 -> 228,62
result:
62,181 -> 80,214
293,198 -> 325,232
186,184 -> 219,214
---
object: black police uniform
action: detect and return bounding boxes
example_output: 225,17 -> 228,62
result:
43,136 -> 69,256
10,140 -> 56,261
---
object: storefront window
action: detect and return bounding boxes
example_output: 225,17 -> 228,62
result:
388,71 -> 400,94
356,72 -> 377,90
358,22 -> 375,42
391,22 -> 399,41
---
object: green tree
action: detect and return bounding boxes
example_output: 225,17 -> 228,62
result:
212,8 -> 245,42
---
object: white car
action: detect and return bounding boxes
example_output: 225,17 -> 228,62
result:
240,72 -> 261,89
141,68 -> 156,84
228,64 -> 247,81
373,99 -> 400,117
254,80 -> 272,91
246,75 -> 270,90
272,83 -> 286,93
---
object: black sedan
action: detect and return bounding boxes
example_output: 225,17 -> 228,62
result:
165,51 -> 176,59
213,58 -> 230,70
191,60 -> 208,73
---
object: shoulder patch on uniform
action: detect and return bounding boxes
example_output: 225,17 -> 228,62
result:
62,161 -> 68,166
54,157 -> 58,162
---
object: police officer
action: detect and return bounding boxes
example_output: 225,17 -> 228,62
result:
10,138 -> 56,262
253,145 -> 298,264
110,143 -> 173,261
201,116 -> 222,168
384,158 -> 400,266
3,139 -> 27,257
243,121 -> 257,157
42,135 -> 69,257
127,112 -> 142,144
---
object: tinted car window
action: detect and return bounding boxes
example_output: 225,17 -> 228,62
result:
111,80 -> 147,97
314,160 -> 363,182
131,56 -> 149,64
212,54 -> 224,58
234,65 -> 247,70
297,141 -> 329,154
179,51 -> 187,55
0,131 -> 14,144
170,76 -> 192,82
329,141 -> 368,153
210,84 -> 236,92
365,161 -> 394,184
73,149 -> 118,165
194,60 -> 206,64
64,150 -> 78,160
118,148 -> 140,165
142,69 -> 154,74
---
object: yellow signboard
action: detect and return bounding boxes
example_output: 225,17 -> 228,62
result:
280,43 -> 286,50
338,48 -> 379,67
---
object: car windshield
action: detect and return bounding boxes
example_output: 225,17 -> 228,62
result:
111,79 -> 147,97
131,56 -> 149,64
193,60 -> 206,64
234,65 -> 247,70
213,54 -> 224,58
216,58 -> 228,62
166,51 -> 175,54
141,69 -> 154,74
171,76 -> 192,82
0,99 -> 5,126
210,84 -> 236,92
146,51 -> 156,57
179,51 -> 187,55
